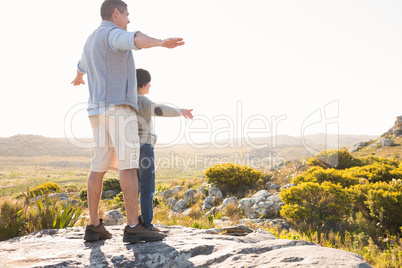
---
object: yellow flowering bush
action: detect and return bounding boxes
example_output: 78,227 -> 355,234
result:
280,181 -> 353,233
293,166 -> 359,187
29,182 -> 60,197
204,163 -> 262,191
352,179 -> 402,234
308,149 -> 361,169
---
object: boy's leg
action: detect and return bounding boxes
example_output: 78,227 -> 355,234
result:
138,144 -> 156,226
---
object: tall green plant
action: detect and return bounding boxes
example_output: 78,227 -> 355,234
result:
28,191 -> 82,230
0,190 -> 83,241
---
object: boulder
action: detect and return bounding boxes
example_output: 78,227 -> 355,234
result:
197,187 -> 206,196
48,193 -> 69,201
221,197 -> 238,210
280,183 -> 297,191
183,189 -> 197,204
252,200 -> 283,218
267,192 -> 282,203
0,225 -> 372,267
102,190 -> 118,199
266,182 -> 281,191
208,186 -> 223,201
252,190 -> 271,201
377,138 -> 394,147
172,199 -> 188,213
204,207 -> 217,218
202,196 -> 215,210
239,198 -> 259,219
387,115 -> 402,136
167,197 -> 177,209
103,210 -> 124,226
160,186 -> 183,199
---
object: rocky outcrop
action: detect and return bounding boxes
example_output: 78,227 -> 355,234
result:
239,190 -> 285,219
0,225 -> 371,267
387,116 -> 402,136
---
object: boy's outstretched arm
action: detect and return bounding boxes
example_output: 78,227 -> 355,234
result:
180,109 -> 193,120
71,70 -> 85,86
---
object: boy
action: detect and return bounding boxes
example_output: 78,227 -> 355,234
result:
136,68 -> 193,230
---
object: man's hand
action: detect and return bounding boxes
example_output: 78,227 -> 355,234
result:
180,109 -> 193,120
71,71 -> 85,86
161,37 -> 185,49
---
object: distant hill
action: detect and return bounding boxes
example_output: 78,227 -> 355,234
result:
0,135 -> 92,157
0,134 -> 378,158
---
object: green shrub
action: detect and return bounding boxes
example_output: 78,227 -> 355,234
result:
293,166 -> 359,188
346,163 -> 402,183
79,188 -> 87,202
205,163 -> 262,192
27,193 -> 82,230
29,182 -> 60,197
0,193 -> 82,241
280,182 -> 353,233
295,161 -> 402,187
0,200 -> 27,240
308,149 -> 362,169
351,180 -> 402,235
359,156 -> 400,167
103,178 -> 121,192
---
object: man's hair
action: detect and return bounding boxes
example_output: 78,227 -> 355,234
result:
136,69 -> 152,89
100,0 -> 127,20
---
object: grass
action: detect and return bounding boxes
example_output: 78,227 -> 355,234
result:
1,135 -> 401,267
353,136 -> 402,161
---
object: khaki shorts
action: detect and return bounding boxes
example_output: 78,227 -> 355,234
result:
89,105 -> 140,172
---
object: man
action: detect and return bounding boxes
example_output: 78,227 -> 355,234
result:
71,0 -> 184,243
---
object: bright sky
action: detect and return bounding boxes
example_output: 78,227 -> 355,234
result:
1,0 -> 401,145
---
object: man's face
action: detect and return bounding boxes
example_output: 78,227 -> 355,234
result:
115,8 -> 130,31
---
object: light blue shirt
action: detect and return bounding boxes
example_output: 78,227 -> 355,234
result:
77,21 -> 140,116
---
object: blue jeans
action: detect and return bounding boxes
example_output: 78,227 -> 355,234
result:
138,143 -> 155,227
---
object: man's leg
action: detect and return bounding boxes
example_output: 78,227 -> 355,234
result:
120,168 -> 139,226
87,171 -> 106,226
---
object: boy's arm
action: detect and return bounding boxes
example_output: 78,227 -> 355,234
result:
152,103 -> 181,117
153,103 -> 193,120
142,97 -> 193,119
134,32 -> 185,49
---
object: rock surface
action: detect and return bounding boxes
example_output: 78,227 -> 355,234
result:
0,225 -> 371,268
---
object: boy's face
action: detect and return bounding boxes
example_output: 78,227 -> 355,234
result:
143,82 -> 151,94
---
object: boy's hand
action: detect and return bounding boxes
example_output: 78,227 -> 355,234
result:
180,109 -> 193,120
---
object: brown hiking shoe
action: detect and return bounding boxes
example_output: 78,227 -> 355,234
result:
123,216 -> 166,243
84,219 -> 112,242
151,226 -> 169,234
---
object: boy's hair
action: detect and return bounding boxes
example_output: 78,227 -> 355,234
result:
101,0 -> 127,20
136,69 -> 151,89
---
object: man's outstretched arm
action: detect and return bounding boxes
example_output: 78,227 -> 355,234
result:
71,70 -> 85,86
134,32 -> 185,49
